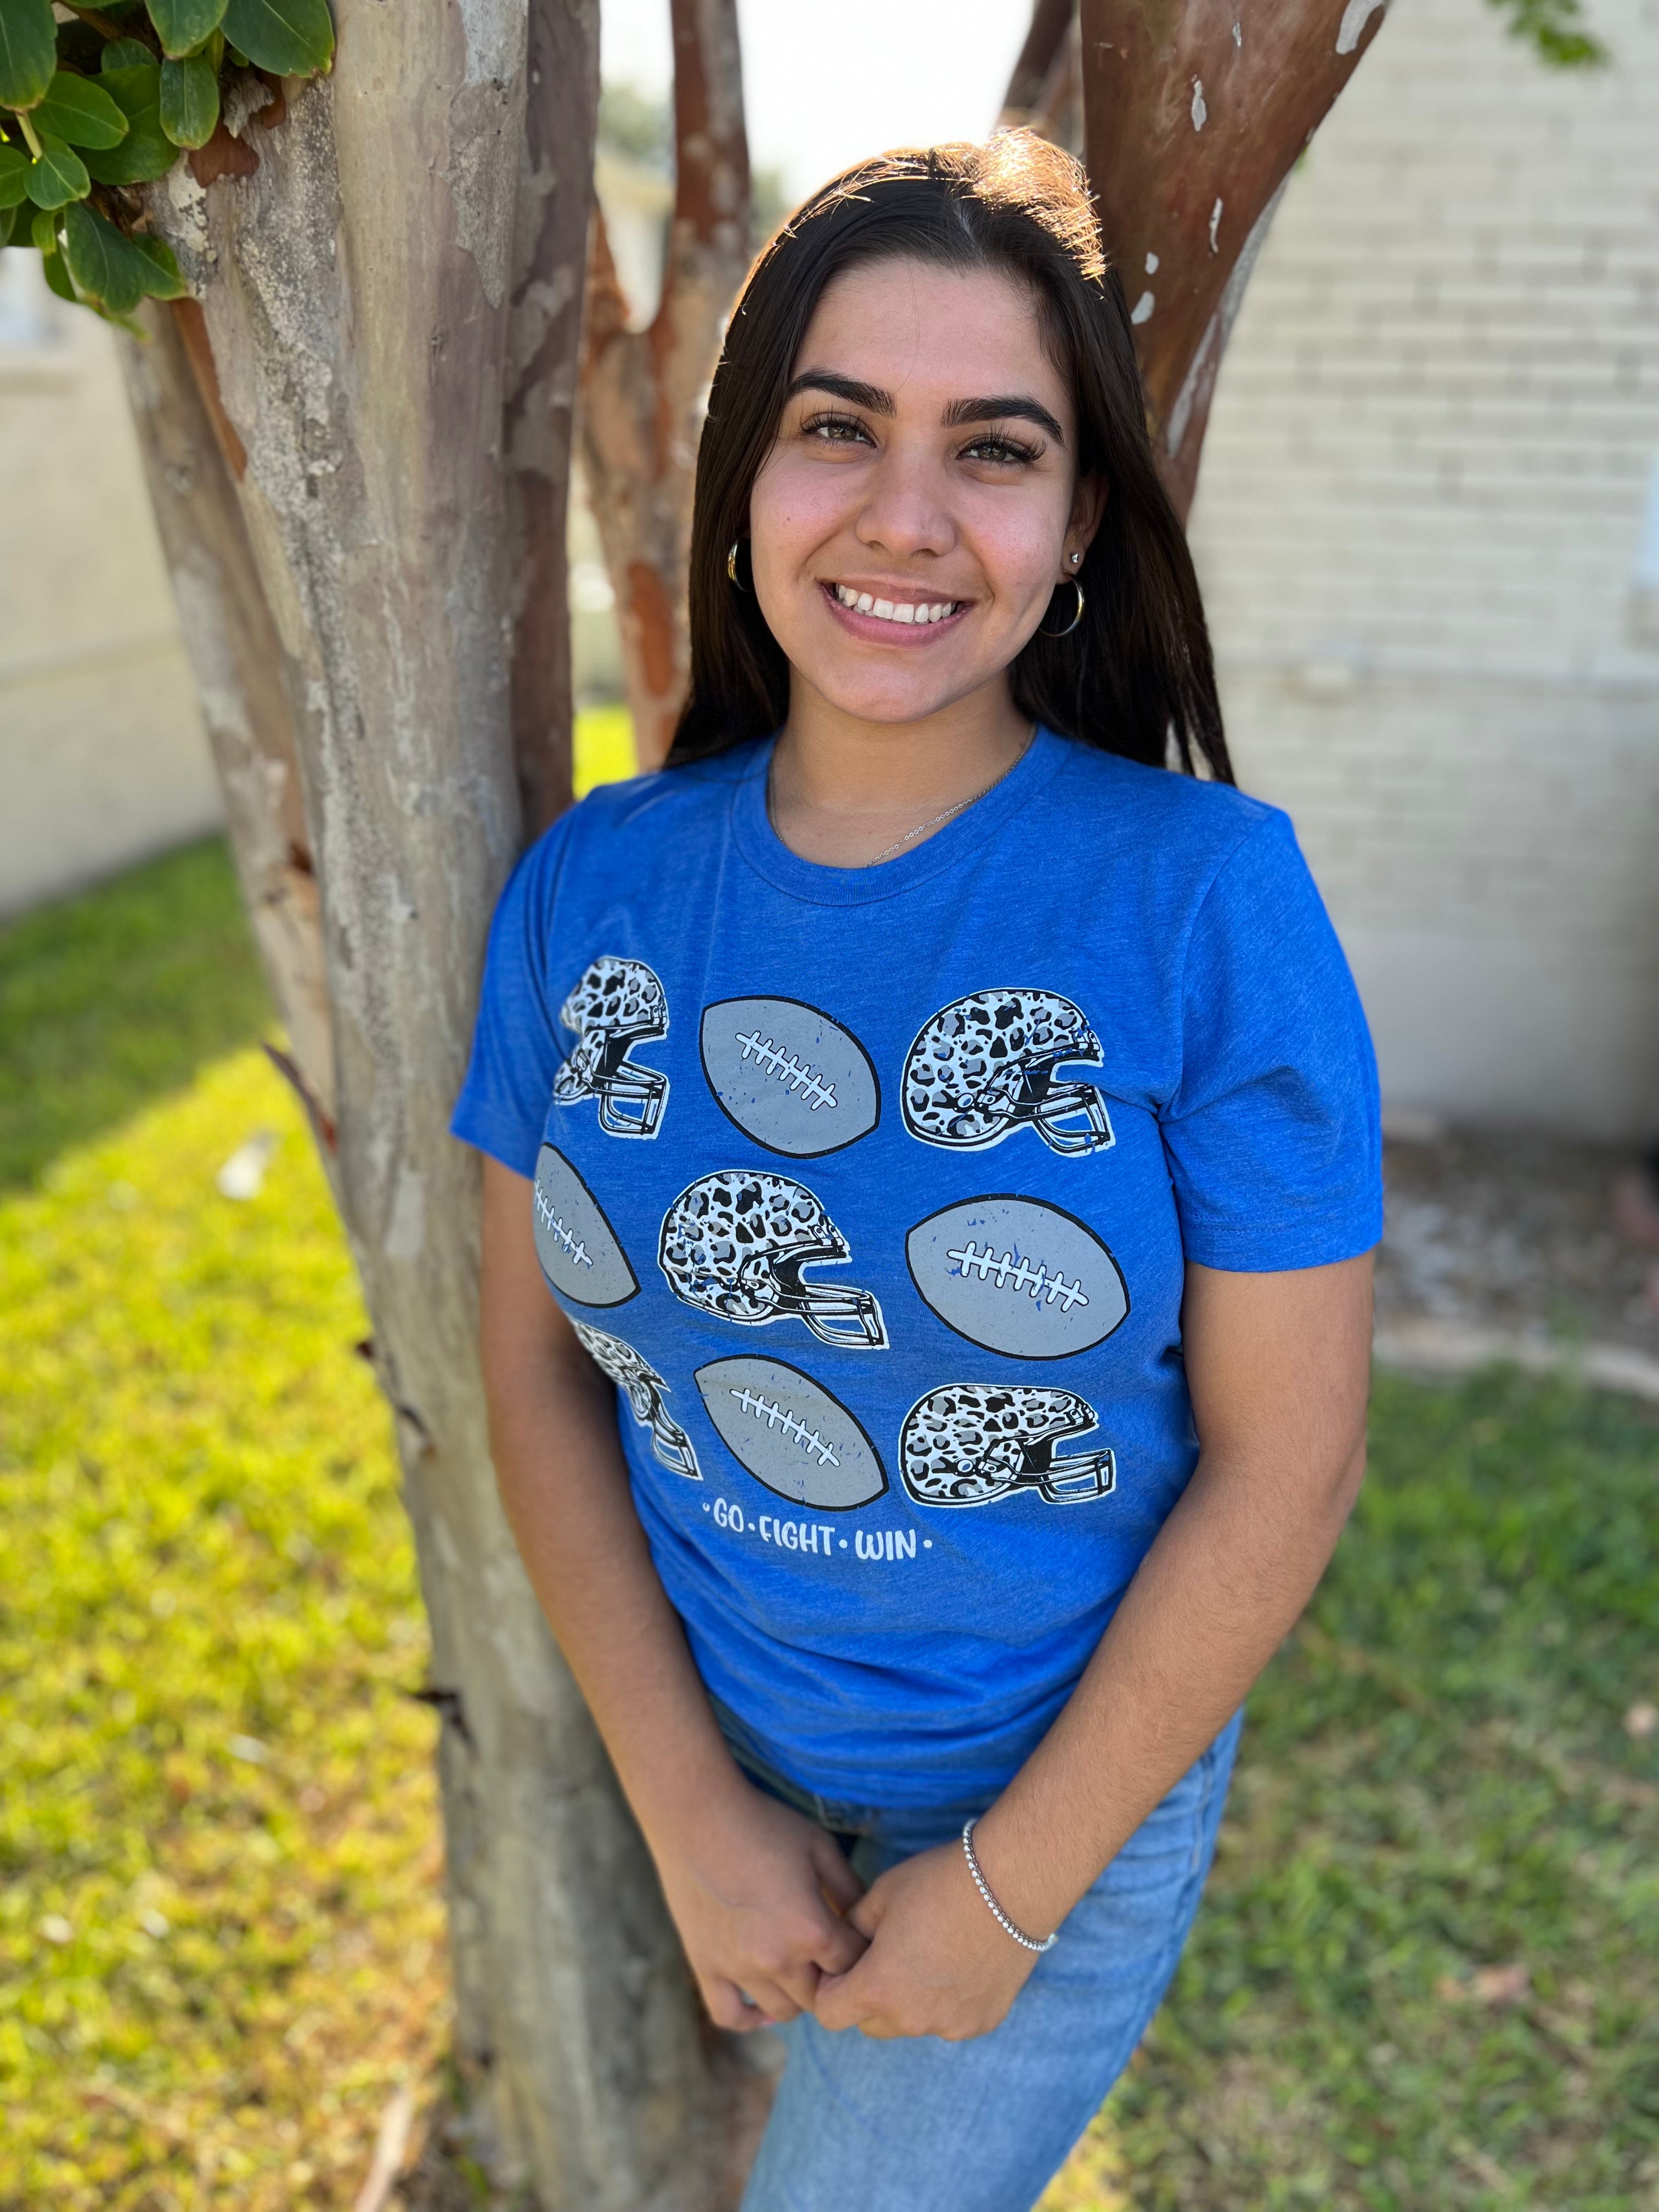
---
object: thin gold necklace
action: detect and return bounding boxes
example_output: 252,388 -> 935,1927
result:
768,726 -> 1037,868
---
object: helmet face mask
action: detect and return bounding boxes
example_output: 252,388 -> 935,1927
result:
659,1171 -> 889,1351
900,1385 -> 1117,1508
902,989 -> 1115,1155
554,956 -> 671,1138
571,1319 -> 702,1478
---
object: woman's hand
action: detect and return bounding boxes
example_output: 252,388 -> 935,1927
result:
653,1775 -> 870,2031
812,1840 -> 1041,2041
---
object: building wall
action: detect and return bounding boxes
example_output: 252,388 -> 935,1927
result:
1190,0 -> 1659,1138
0,256 -> 221,919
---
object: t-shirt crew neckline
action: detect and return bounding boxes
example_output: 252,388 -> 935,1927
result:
730,723 -> 1073,907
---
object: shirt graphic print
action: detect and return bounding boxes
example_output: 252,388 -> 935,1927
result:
453,727 -> 1383,1807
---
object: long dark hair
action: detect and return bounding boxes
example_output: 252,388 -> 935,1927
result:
668,134 -> 1231,782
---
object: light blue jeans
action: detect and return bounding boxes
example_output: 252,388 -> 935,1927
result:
723,1708 -> 1244,2212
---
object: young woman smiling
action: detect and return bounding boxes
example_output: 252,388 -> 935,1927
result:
455,138 -> 1380,2210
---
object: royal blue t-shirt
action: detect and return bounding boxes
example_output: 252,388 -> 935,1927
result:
453,727 -> 1381,1806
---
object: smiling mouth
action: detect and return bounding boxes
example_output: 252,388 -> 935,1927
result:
823,582 -> 967,627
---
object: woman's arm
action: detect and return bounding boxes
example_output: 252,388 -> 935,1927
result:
815,1252 -> 1374,2040
479,1157 -> 866,2028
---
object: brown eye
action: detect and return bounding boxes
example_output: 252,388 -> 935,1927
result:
962,435 -> 1039,467
805,411 -> 872,445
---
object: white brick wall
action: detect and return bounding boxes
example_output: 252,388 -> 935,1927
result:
0,259 -> 219,918
1190,0 -> 1659,1137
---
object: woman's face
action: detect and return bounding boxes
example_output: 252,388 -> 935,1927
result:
748,255 -> 1101,731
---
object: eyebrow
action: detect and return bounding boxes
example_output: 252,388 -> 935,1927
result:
785,370 -> 1065,447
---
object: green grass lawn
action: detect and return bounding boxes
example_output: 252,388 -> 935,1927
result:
0,842 -> 445,2211
3,763 -> 1656,2208
1079,1367 -> 1659,2211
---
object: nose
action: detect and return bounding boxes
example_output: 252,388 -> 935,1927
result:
854,441 -> 956,563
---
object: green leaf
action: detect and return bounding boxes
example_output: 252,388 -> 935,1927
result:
0,199 -> 19,244
220,0 -> 332,77
62,198 -> 153,312
40,238 -> 77,297
101,38 -> 157,69
131,228 -> 185,296
0,139 -> 31,207
159,51 -> 218,146
1486,0 -> 1609,66
30,201 -> 55,251
0,0 -> 58,112
145,0 -> 229,59
81,63 -> 177,185
31,71 -> 133,150
23,138 -> 91,211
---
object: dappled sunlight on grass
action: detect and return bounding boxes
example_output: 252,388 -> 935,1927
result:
0,1049 -> 447,2207
0,840 -> 269,1194
1,956 -> 447,2205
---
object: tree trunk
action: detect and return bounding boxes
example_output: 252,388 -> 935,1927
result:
120,298 -> 336,1151
580,0 -> 750,770
1080,0 -> 1391,521
123,5 -> 723,2203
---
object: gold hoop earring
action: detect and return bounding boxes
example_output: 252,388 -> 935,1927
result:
1038,578 -> 1085,639
726,540 -> 749,591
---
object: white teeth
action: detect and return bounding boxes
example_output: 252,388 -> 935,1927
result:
832,586 -> 962,624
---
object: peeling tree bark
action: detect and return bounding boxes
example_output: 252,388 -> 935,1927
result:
120,298 -> 336,1150
1080,0 -> 1391,521
123,5 -> 725,2203
581,0 -> 750,771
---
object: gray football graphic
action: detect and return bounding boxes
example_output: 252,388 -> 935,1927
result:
699,997 -> 880,1158
906,1195 -> 1128,1359
531,1143 -> 638,1307
695,1356 -> 888,1510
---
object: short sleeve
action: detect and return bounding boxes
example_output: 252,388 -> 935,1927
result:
1161,811 -> 1382,1271
449,820 -> 574,1177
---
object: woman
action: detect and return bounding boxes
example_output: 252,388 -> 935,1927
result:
455,136 -> 1380,2211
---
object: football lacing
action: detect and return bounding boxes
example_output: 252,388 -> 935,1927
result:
733,1028 -> 838,1111
728,1387 -> 840,1467
945,1240 -> 1089,1311
534,1184 -> 592,1269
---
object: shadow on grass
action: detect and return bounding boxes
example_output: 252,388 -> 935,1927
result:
0,838 -> 272,1192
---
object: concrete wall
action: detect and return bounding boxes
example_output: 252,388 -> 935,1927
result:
0,255 -> 220,920
1190,0 -> 1659,1138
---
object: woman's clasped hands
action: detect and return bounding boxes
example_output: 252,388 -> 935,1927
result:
657,1773 -> 1041,2045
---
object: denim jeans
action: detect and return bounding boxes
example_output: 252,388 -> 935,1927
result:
721,1707 -> 1244,2212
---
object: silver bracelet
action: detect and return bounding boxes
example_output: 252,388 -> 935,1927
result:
961,1817 -> 1058,1954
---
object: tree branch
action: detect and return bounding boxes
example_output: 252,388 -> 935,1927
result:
581,0 -> 751,769
505,0 -> 601,839
998,0 -> 1075,128
1081,0 -> 1389,523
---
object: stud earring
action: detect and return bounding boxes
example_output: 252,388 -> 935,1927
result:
1069,551 -> 1081,566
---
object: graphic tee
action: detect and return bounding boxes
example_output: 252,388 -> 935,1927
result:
453,727 -> 1382,1805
